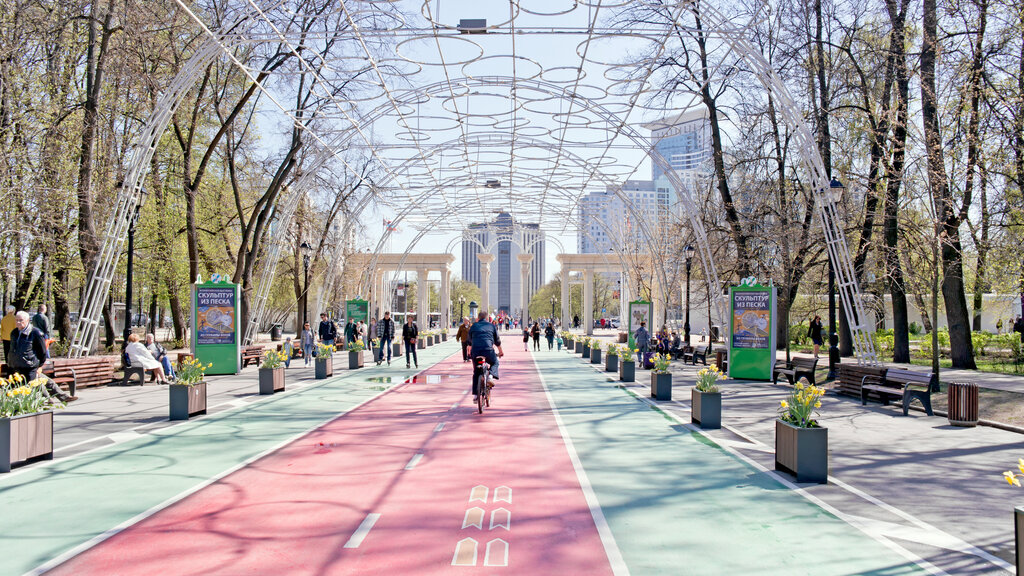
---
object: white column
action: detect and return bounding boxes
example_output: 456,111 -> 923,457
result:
369,270 -> 379,320
477,254 -> 495,315
560,267 -> 570,330
652,272 -> 664,334
619,270 -> 630,329
417,268 -> 429,329
583,268 -> 594,336
517,253 -> 534,321
440,268 -> 451,330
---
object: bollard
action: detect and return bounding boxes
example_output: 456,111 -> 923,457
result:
1017,506 -> 1024,575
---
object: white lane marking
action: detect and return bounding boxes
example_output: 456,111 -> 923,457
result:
451,403 -> 460,409
452,538 -> 478,566
343,513 -> 381,548
484,539 -> 509,567
534,361 -> 631,576
462,507 -> 485,529
404,453 -> 424,470
434,422 -> 445,433
490,508 -> 511,531
493,485 -> 512,503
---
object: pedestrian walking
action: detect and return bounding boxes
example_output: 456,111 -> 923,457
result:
808,315 -> 824,359
545,323 -> 555,350
301,322 -> 315,365
376,311 -> 395,366
522,325 -> 530,351
403,317 -> 418,369
318,313 -> 337,347
1,305 -> 15,361
456,317 -> 471,362
282,337 -> 293,368
344,318 -> 355,344
634,321 -> 650,365
531,321 -> 541,351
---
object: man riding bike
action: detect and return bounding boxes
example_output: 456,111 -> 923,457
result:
469,311 -> 504,393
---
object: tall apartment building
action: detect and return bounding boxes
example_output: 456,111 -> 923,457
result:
461,212 -> 545,314
644,109 -> 712,205
578,180 -> 670,254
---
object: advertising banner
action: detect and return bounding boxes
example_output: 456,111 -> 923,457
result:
727,282 -> 776,380
627,300 -> 652,349
191,281 -> 241,375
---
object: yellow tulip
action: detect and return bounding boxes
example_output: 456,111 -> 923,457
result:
780,400 -> 788,408
1018,459 -> 1024,474
814,401 -> 822,408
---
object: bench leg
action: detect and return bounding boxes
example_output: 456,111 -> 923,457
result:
904,391 -> 933,417
861,390 -> 868,406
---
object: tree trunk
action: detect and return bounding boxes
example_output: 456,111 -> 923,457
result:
921,0 -> 975,368
883,0 -> 912,363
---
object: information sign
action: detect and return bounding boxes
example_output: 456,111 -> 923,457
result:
191,281 -> 241,375
727,281 -> 776,380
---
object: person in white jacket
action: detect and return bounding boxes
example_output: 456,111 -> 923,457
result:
125,333 -> 170,383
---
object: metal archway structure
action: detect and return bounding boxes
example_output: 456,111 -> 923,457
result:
70,0 -> 875,363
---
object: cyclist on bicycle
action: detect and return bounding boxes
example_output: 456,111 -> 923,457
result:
469,311 -> 504,383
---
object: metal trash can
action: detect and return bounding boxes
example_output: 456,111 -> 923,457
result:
947,381 -> 978,427
270,324 -> 282,341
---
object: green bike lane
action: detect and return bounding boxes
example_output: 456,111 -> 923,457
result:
0,343 -> 457,576
533,350 -> 927,575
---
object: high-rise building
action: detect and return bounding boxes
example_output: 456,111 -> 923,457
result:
461,213 -> 545,314
578,180 -> 670,254
644,109 -> 712,204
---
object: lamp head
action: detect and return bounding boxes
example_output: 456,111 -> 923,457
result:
684,244 -> 695,262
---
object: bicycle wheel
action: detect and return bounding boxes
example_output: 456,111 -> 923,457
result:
476,373 -> 485,414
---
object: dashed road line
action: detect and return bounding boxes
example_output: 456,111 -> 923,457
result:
343,513 -> 381,549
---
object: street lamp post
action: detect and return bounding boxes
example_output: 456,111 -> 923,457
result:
123,204 -> 141,344
550,295 -> 557,322
826,178 -> 844,380
458,295 -> 466,321
683,245 -> 695,345
300,241 -> 312,334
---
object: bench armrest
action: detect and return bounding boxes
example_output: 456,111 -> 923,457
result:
861,374 -> 884,387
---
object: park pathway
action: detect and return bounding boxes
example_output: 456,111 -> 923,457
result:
42,344 -> 614,575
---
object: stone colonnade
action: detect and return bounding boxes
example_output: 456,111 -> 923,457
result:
352,254 -> 456,330
556,254 -> 656,336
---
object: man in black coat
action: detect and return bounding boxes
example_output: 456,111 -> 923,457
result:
376,311 -> 396,366
318,313 -> 337,346
9,311 -> 75,401
402,318 -> 418,369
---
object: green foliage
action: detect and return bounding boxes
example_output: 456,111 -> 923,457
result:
909,322 -> 923,336
789,321 -> 810,347
1,375 -> 63,417
971,331 -> 992,356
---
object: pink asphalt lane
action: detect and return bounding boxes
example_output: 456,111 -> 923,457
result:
48,345 -> 614,575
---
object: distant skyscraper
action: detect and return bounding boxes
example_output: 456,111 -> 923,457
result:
578,180 -> 670,254
461,213 -> 545,314
644,109 -> 712,206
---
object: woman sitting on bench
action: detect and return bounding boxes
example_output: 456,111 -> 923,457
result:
125,333 -> 170,384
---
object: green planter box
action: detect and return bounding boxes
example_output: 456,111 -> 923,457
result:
691,389 -> 721,429
315,357 -> 334,379
258,366 -> 285,395
348,351 -> 364,370
574,341 -> 583,354
651,372 -> 672,400
169,382 -> 207,421
442,333 -> 448,342
590,348 -> 602,364
565,338 -> 573,350
775,419 -> 828,484
417,339 -> 425,350
619,360 -> 635,382
581,345 -> 591,358
392,342 -> 402,358
0,411 -> 53,473
605,354 -> 618,373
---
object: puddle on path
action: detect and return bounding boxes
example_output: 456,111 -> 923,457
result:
405,374 -> 462,384
366,377 -> 393,383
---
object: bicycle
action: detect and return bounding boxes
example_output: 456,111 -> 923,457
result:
472,356 -> 493,414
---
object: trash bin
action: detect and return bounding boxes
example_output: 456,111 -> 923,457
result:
710,325 -> 720,342
947,381 -> 978,427
270,324 -> 282,341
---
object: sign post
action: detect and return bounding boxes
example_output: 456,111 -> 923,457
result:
727,281 -> 777,380
191,281 -> 241,375
346,299 -> 369,323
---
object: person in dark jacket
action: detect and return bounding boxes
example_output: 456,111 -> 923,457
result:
469,312 -> 504,380
9,311 -> 74,401
402,318 -> 419,369
544,323 -> 556,350
531,321 -> 541,351
808,315 -> 824,358
376,311 -> 396,366
318,313 -> 337,346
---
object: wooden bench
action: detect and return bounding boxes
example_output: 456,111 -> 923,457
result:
42,357 -> 116,394
861,368 -> 937,416
835,364 -> 888,398
685,344 -> 712,366
773,357 -> 818,386
241,345 -> 265,368
121,352 -> 158,386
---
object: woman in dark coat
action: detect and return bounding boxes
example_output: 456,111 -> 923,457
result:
808,315 -> 824,358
